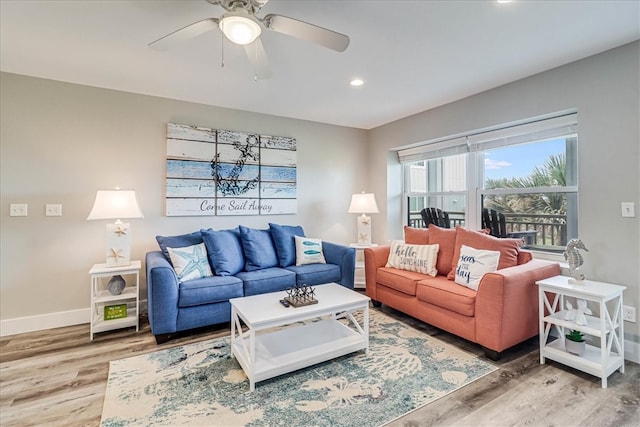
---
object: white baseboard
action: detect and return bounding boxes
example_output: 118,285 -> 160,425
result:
624,339 -> 640,364
0,300 -> 148,337
0,308 -> 89,337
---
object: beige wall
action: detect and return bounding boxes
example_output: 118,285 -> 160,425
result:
368,41 -> 640,344
0,73 -> 368,326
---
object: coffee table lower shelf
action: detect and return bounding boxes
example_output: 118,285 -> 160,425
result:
231,319 -> 367,391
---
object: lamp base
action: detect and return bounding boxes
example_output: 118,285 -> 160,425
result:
105,222 -> 132,267
356,214 -> 372,245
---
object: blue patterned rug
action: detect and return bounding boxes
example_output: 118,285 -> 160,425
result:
101,310 -> 496,426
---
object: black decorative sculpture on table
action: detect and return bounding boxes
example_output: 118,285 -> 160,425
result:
284,284 -> 318,307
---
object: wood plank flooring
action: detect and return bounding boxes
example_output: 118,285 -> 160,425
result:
1,306 -> 638,426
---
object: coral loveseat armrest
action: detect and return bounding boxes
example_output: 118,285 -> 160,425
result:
475,259 -> 560,353
146,251 -> 180,336
364,245 -> 391,301
322,241 -> 356,288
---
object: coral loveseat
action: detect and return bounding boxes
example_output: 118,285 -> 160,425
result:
365,225 -> 560,359
147,223 -> 355,343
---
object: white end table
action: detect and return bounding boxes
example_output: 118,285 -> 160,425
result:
350,243 -> 377,289
89,260 -> 141,340
536,275 -> 626,388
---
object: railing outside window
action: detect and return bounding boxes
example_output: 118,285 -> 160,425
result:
408,210 -> 567,249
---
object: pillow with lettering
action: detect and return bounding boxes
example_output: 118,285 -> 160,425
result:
454,245 -> 500,291
386,242 -> 439,276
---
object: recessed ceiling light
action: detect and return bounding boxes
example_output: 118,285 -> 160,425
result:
350,78 -> 364,87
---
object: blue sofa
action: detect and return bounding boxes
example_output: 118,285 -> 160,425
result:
146,223 -> 355,343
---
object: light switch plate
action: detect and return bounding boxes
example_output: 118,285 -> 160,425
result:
46,204 -> 63,216
621,202 -> 635,218
10,203 -> 28,217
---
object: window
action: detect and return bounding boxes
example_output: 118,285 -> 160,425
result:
401,113 -> 578,251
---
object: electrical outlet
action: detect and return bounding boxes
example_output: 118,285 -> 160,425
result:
623,305 -> 636,323
45,204 -> 63,216
9,203 -> 28,217
621,202 -> 635,218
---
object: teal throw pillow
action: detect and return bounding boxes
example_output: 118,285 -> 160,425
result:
269,223 -> 305,267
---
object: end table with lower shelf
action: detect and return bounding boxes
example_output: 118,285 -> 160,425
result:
535,275 -> 626,388
89,260 -> 141,340
350,243 -> 377,290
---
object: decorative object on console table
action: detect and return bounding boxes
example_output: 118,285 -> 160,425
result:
104,303 -> 128,321
107,274 -> 126,296
565,329 -> 586,356
563,238 -> 589,283
284,284 -> 318,307
348,192 -> 379,245
87,187 -> 144,267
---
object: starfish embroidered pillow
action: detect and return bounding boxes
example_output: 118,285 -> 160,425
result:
167,243 -> 213,282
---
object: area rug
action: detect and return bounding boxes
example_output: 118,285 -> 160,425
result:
101,310 -> 496,426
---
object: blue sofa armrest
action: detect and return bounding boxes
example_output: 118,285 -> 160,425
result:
146,251 -> 179,336
322,241 -> 355,288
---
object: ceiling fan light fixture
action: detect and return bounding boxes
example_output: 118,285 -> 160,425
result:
219,13 -> 262,45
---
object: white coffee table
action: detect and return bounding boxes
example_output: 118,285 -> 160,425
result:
229,283 -> 370,391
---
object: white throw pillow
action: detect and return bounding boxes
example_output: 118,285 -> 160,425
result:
295,236 -> 326,266
167,243 -> 213,282
386,241 -> 439,276
454,245 -> 500,291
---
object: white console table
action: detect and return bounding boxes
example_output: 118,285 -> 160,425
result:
350,243 -> 377,290
536,275 -> 626,388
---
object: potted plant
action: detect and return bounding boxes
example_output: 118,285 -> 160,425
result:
565,329 -> 586,356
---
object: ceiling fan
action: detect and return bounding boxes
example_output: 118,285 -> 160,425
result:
149,0 -> 350,80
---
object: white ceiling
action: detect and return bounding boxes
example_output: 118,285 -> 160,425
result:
1,0 -> 638,129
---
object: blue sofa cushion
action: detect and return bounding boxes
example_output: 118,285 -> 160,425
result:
269,223 -> 305,267
236,267 -> 296,296
201,228 -> 245,276
156,231 -> 203,264
178,275 -> 243,308
239,226 -> 279,271
285,263 -> 342,286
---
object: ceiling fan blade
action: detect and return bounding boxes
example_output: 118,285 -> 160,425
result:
264,14 -> 350,52
149,18 -> 219,50
243,38 -> 272,80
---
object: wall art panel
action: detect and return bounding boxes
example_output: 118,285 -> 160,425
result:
166,123 -> 297,216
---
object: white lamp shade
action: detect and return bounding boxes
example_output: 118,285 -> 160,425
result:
348,193 -> 379,214
87,190 -> 144,221
219,13 -> 262,45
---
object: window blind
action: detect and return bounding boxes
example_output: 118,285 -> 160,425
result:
397,112 -> 577,164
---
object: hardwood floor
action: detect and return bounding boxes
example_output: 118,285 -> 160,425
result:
1,306 -> 638,427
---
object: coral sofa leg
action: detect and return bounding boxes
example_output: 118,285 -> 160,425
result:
371,300 -> 382,308
155,333 -> 172,345
483,347 -> 501,361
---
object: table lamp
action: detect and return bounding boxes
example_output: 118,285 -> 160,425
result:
87,187 -> 144,267
348,192 -> 379,245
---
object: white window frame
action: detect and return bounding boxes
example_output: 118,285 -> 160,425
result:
399,112 -> 578,252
